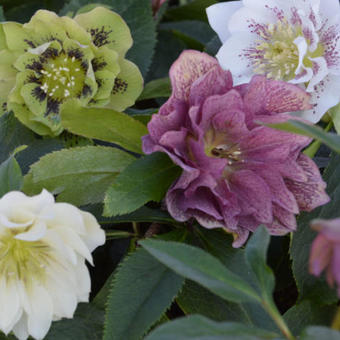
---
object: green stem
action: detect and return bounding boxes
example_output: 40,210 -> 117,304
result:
132,222 -> 140,236
332,306 -> 340,330
304,120 -> 333,158
262,299 -> 295,340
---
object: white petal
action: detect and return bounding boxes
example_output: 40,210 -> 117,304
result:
216,31 -> 255,85
0,213 -> 34,229
306,57 -> 328,91
12,313 -> 29,340
15,221 -> 47,241
27,285 -> 53,340
300,74 -> 340,122
228,4 -> 277,33
73,260 -> 91,302
206,1 -> 242,43
28,42 -> 52,55
294,36 -> 308,75
28,189 -> 54,214
80,211 -> 105,252
0,279 -> 21,334
319,0 -> 340,19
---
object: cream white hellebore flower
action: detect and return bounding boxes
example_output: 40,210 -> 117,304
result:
206,0 -> 340,122
0,190 -> 105,340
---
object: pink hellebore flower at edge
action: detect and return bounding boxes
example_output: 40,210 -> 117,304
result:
142,50 -> 330,247
206,0 -> 340,123
309,218 -> 340,296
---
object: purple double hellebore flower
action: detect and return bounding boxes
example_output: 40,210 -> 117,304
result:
309,218 -> 340,296
142,50 -> 330,247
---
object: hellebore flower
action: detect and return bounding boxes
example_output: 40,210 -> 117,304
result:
0,7 -> 143,136
0,190 -> 105,340
143,50 -> 329,247
206,0 -> 340,122
309,218 -> 340,296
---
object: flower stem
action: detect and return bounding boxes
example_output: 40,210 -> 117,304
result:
332,306 -> 340,330
303,120 -> 333,158
132,222 -> 140,236
262,299 -> 295,340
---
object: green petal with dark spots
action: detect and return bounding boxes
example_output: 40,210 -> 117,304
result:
9,101 -> 63,136
21,83 -> 47,116
75,7 -> 132,57
2,22 -> 36,52
0,50 -> 18,115
107,59 -> 143,112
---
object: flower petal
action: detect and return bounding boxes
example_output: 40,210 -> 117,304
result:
74,7 -> 133,56
206,1 -> 243,43
216,32 -> 255,85
169,50 -> 218,101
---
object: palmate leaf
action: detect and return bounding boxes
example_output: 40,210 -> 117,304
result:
145,315 -> 279,340
0,155 -> 23,197
300,326 -> 340,340
23,146 -> 135,206
104,152 -> 181,216
140,239 -> 260,304
61,100 -> 147,154
103,249 -> 184,340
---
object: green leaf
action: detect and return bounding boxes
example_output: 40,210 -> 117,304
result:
0,112 -> 35,164
145,315 -> 279,340
140,239 -> 261,304
192,227 -> 278,331
0,6 -> 5,21
266,120 -> 340,154
284,300 -> 337,336
61,99 -> 147,154
103,248 -> 184,340
160,20 -> 216,50
329,103 -> 340,134
104,152 -> 181,216
0,155 -> 23,197
245,227 -> 275,298
45,303 -> 104,340
23,146 -> 135,206
139,77 -> 171,101
291,153 -> 340,304
164,0 -> 218,22
177,280 -> 252,323
300,326 -> 340,340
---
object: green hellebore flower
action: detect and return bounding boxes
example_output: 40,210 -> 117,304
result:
0,7 -> 143,136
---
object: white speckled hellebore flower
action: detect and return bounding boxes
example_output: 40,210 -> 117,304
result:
0,7 -> 143,136
206,0 -> 340,122
0,190 -> 105,340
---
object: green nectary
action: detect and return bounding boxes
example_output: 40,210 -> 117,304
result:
0,7 -> 143,136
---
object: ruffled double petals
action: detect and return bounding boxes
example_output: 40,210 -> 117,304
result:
0,7 -> 143,136
206,0 -> 340,122
143,50 -> 329,247
309,218 -> 340,296
0,190 -> 105,340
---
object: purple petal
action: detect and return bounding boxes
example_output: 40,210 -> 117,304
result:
189,65 -> 233,106
309,234 -> 332,276
286,154 -> 330,212
229,169 -> 273,224
169,50 -> 218,101
243,76 -> 312,116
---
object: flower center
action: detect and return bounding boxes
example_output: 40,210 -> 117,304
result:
39,52 -> 86,102
248,19 -> 323,81
0,229 -> 51,285
204,128 -> 243,165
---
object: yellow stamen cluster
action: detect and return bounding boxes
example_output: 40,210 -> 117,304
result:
251,19 -> 300,81
40,53 -> 85,101
0,229 -> 51,285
